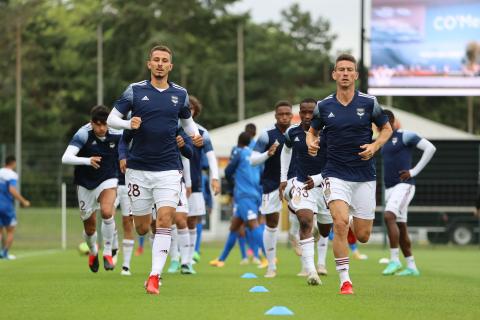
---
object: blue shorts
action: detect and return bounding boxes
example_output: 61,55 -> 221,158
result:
0,209 -> 16,227
233,197 -> 258,222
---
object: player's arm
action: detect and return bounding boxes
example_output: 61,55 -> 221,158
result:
181,156 -> 192,197
62,129 -> 101,168
107,85 -> 141,130
400,134 -> 436,181
306,103 -> 322,156
250,130 -> 272,166
202,130 -> 220,195
359,98 -> 393,160
177,129 -> 193,159
179,94 -> 201,144
279,145 -> 292,201
224,150 -> 240,184
7,179 -> 30,207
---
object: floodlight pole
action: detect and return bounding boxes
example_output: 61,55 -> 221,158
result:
15,17 -> 22,193
237,23 -> 245,121
97,22 -> 104,105
359,0 -> 368,93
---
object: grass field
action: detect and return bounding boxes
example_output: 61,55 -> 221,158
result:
1,209 -> 480,320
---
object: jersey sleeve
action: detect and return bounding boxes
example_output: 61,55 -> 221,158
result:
69,127 -> 88,149
253,130 -> 269,153
179,128 -> 193,159
224,149 -> 241,181
372,98 -> 388,127
201,129 -> 214,153
7,171 -> 18,188
284,126 -> 294,148
178,92 -> 192,119
402,130 -> 422,147
113,84 -> 134,116
310,101 -> 324,131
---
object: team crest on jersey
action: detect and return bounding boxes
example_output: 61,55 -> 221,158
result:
392,137 -> 398,145
171,95 -> 178,105
109,142 -> 116,148
356,108 -> 365,117
92,141 -> 97,146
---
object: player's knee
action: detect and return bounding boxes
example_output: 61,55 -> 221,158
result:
298,218 -> 312,233
356,230 -> 371,243
319,223 -> 332,237
135,223 -> 150,236
384,211 -> 396,224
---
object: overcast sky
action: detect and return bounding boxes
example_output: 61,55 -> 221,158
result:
228,0 -> 368,57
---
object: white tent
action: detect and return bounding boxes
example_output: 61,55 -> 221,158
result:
210,106 -> 478,157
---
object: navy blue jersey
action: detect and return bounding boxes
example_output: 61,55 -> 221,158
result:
381,129 -> 422,188
190,124 -> 214,193
225,146 -> 261,201
254,124 -> 295,193
284,125 -> 327,182
311,91 -> 388,182
69,123 -> 121,190
113,80 -> 191,171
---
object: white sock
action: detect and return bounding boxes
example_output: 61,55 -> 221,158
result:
101,217 -> 115,256
299,237 -> 315,273
122,239 -> 134,269
169,225 -> 180,262
150,228 -> 172,276
335,257 -> 351,285
188,229 -> 197,264
112,229 -> 119,252
390,248 -> 400,263
263,226 -> 278,271
405,256 -> 417,270
317,235 -> 329,266
177,228 -> 190,265
83,231 -> 98,255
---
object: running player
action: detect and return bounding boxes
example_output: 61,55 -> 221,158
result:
306,53 -> 392,294
381,109 -> 436,276
250,100 -> 294,278
62,105 -> 121,272
280,98 -> 332,285
0,155 -> 30,259
107,45 -> 200,294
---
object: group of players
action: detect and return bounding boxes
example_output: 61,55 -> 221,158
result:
60,45 -> 435,295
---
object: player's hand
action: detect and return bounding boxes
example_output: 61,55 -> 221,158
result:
211,179 -> 220,195
306,133 -> 319,156
186,187 -> 192,198
176,135 -> 185,148
399,170 -> 412,182
130,117 -> 142,129
303,176 -> 315,190
90,156 -> 102,169
267,143 -> 279,157
119,159 -> 127,174
21,199 -> 31,208
192,134 -> 203,147
279,181 -> 287,201
358,143 -> 379,160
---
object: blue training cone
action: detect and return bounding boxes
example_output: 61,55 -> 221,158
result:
265,306 -> 294,316
241,272 -> 258,279
249,286 -> 269,293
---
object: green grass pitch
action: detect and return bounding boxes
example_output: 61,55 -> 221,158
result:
1,208 -> 479,320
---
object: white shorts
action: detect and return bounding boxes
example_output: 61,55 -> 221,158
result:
176,182 -> 189,213
385,183 -> 415,223
188,192 -> 206,217
77,178 -> 118,221
115,185 -> 131,217
260,189 -> 282,215
286,178 -> 330,215
322,177 -> 376,220
125,168 -> 182,216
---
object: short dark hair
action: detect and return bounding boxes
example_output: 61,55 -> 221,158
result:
189,95 -> 202,118
90,105 -> 110,124
300,98 -> 317,105
274,100 -> 292,111
238,131 -> 251,147
149,45 -> 173,60
335,53 -> 357,69
383,109 -> 395,123
5,155 -> 15,166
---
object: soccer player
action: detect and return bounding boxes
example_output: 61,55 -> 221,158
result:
306,54 -> 393,294
279,98 -> 332,285
0,155 -> 30,259
107,45 -> 200,294
62,105 -> 121,272
250,100 -> 294,278
210,132 -> 264,266
381,109 -> 436,276
186,96 -> 220,272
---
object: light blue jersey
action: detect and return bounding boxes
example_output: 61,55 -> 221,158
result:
0,168 -> 18,219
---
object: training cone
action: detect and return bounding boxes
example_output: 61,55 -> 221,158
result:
241,272 -> 258,279
249,286 -> 269,293
265,306 -> 294,316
